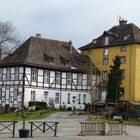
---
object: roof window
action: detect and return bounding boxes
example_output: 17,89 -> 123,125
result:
124,34 -> 130,40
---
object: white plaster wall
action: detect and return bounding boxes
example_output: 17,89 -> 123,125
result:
24,87 -> 91,109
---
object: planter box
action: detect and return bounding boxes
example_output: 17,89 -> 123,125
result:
19,129 -> 30,138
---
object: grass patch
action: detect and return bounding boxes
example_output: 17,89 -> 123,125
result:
0,109 -> 56,121
87,118 -> 140,126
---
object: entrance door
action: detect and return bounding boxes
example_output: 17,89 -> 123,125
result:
101,91 -> 107,101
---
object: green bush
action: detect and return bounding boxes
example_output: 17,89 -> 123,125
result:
29,101 -> 47,110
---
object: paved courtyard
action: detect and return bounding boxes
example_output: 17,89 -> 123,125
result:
0,111 -> 140,140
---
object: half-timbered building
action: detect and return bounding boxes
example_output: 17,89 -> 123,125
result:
0,34 -> 98,109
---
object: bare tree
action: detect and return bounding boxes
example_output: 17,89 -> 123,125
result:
0,21 -> 19,60
87,53 -> 98,106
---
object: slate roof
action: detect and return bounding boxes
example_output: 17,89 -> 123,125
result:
79,20 -> 140,50
0,36 -> 98,73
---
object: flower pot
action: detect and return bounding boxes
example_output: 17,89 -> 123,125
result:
19,129 -> 30,138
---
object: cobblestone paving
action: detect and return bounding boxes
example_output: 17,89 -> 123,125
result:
0,112 -> 140,140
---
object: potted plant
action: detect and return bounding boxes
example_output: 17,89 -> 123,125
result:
18,67 -> 30,138
18,106 -> 30,138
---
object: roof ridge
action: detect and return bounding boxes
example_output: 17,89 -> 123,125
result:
30,36 -> 69,44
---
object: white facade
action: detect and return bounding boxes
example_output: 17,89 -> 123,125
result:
0,66 -> 96,109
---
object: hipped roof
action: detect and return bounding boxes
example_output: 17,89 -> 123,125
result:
79,22 -> 140,50
0,36 -> 98,73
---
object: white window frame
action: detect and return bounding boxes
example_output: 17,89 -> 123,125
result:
0,89 -> 2,100
31,69 -> 38,82
102,71 -> 108,80
104,37 -> 109,45
103,57 -> 108,65
44,91 -> 48,103
56,72 -> 61,85
77,74 -> 83,86
104,48 -> 109,56
6,68 -> 11,80
55,92 -> 60,104
13,89 -> 18,100
67,93 -> 71,104
120,56 -> 126,64
49,57 -> 54,64
14,67 -> 19,81
0,68 -> 3,81
44,70 -> 49,84
83,94 -> 86,104
78,94 -> 81,104
124,35 -> 128,40
67,73 -> 72,85
121,46 -> 126,52
31,91 -> 36,101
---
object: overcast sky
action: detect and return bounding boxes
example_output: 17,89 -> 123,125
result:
0,0 -> 140,48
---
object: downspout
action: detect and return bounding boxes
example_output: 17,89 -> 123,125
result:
129,45 -> 132,102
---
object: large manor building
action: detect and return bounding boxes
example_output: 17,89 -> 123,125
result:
79,20 -> 140,104
0,35 -> 97,109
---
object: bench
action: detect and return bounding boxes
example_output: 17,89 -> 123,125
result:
107,123 -> 127,135
29,121 -> 59,137
113,116 -> 123,120
79,122 -> 105,136
0,121 -> 18,137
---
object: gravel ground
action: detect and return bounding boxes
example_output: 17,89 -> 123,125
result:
0,112 -> 140,140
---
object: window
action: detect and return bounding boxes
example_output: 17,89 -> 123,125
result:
55,93 -> 60,104
120,56 -> 126,64
124,35 -> 130,40
67,93 -> 71,104
83,94 -> 86,104
102,71 -> 108,80
103,57 -> 108,65
56,72 -> 61,85
77,74 -> 82,86
31,91 -> 36,101
49,57 -> 54,64
93,39 -> 97,44
67,73 -> 72,85
121,46 -> 126,52
78,94 -> 81,104
6,68 -> 11,80
44,70 -> 49,84
14,67 -> 19,81
0,68 -> 2,81
0,89 -> 2,100
104,37 -> 109,45
13,89 -> 18,100
66,60 -> 70,66
44,92 -> 48,102
103,48 -> 109,56
31,69 -> 38,82
121,70 -> 125,80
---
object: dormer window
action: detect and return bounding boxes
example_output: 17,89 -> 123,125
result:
66,60 -> 70,66
124,35 -> 128,40
43,52 -> 54,65
49,57 -> 54,65
124,34 -> 130,40
104,37 -> 109,45
93,39 -> 97,44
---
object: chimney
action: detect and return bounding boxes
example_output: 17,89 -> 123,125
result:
69,40 -> 73,54
119,19 -> 127,26
36,33 -> 41,38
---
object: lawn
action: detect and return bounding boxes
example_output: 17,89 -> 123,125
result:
0,109 -> 56,121
87,117 -> 140,126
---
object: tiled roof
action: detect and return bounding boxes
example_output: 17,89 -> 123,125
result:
79,21 -> 140,50
0,36 -> 98,73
